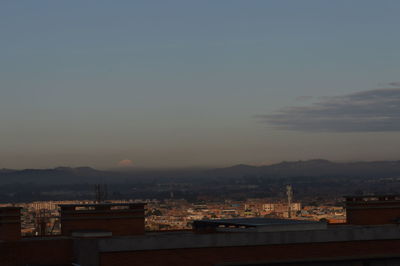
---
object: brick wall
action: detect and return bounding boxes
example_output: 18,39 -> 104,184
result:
62,216 -> 145,236
347,207 -> 400,225
346,196 -> 400,225
99,239 -> 400,266
0,238 -> 73,266
0,207 -> 21,241
60,203 -> 145,236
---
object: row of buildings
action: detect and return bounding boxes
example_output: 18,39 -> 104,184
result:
1,198 -> 345,234
1,195 -> 400,265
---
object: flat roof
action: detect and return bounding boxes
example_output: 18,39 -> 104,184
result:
193,218 -> 322,227
59,202 -> 146,207
344,194 -> 400,198
97,224 -> 400,252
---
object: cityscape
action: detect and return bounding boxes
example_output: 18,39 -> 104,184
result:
1,194 -> 346,236
2,1 -> 400,265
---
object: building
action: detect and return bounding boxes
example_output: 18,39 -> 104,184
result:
2,196 -> 400,265
345,194 -> 400,225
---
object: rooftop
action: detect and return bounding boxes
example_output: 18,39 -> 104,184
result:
58,202 -> 145,208
345,195 -> 400,201
193,217 -> 327,233
93,224 -> 400,252
193,218 -> 321,227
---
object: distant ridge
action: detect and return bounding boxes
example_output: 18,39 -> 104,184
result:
0,166 -> 112,185
2,160 -> 400,185
211,159 -> 400,178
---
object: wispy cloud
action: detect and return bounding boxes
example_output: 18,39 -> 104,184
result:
388,82 -> 400,87
257,86 -> 400,132
295,96 -> 314,102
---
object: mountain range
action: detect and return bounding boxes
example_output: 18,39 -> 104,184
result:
2,159 -> 400,185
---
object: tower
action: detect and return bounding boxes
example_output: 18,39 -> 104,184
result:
286,184 -> 293,218
95,184 -> 108,203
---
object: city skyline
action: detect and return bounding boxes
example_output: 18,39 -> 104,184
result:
2,1 -> 400,169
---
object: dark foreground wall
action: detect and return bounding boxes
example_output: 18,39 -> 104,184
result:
0,238 -> 73,266
3,225 -> 400,266
86,224 -> 400,266
99,240 -> 400,266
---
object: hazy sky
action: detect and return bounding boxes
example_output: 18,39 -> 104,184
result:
1,1 -> 400,169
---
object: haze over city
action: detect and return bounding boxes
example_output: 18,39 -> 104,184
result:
2,1 -> 400,169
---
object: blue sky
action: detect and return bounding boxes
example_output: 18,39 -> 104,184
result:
1,1 -> 400,168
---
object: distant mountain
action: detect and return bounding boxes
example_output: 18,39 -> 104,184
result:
2,160 -> 400,185
0,166 -> 114,185
211,159 -> 400,178
0,168 -> 17,174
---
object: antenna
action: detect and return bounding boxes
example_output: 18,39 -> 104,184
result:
286,184 -> 293,218
95,184 -> 108,203
35,209 -> 48,236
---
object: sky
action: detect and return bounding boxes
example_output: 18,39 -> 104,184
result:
1,1 -> 400,169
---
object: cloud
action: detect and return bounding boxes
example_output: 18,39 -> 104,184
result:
117,159 -> 134,167
295,96 -> 314,102
388,82 -> 400,87
257,87 -> 400,132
